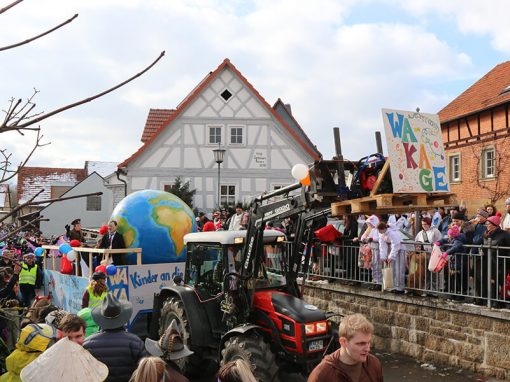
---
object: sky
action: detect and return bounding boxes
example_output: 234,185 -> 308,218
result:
2,0 -> 510,174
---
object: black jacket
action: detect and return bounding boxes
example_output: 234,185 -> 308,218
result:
83,328 -> 147,382
99,232 -> 126,249
0,274 -> 18,300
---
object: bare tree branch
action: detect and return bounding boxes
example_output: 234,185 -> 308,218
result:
0,216 -> 48,242
1,90 -> 43,134
0,51 -> 165,135
0,0 -> 22,15
470,136 -> 510,204
0,14 -> 78,52
0,129 -> 49,183
13,51 -> 166,129
0,188 -> 44,224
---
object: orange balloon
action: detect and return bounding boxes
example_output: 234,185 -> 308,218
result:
300,173 -> 311,186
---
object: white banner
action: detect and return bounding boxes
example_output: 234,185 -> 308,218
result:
45,262 -> 186,329
106,263 -> 186,326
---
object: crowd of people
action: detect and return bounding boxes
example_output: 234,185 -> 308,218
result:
1,196 -> 509,380
1,286 -> 264,382
311,198 -> 510,309
195,203 -> 250,232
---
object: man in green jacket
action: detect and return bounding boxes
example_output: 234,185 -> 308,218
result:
19,253 -> 42,308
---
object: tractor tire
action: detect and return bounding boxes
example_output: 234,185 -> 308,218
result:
159,296 -> 204,376
221,333 -> 279,382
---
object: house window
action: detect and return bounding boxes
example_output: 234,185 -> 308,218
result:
270,184 -> 288,201
220,185 -> 236,206
230,126 -> 244,145
482,147 -> 495,179
448,154 -> 461,182
86,195 -> 102,211
208,126 -> 222,145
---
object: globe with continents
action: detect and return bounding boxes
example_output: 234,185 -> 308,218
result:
111,190 -> 197,264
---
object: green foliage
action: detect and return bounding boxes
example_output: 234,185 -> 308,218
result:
166,177 -> 196,209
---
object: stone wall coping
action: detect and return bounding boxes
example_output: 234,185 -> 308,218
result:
303,280 -> 510,322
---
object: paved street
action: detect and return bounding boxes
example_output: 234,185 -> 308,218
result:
192,352 -> 502,381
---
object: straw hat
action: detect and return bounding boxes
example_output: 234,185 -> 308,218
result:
20,337 -> 108,382
145,319 -> 194,361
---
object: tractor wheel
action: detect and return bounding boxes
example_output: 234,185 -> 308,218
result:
159,296 -> 203,376
221,333 -> 279,382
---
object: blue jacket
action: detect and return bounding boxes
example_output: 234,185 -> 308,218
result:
438,234 -> 466,271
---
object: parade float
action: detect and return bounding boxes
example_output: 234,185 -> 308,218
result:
42,189 -> 197,332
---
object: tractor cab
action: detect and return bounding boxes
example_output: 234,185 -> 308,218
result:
183,230 -> 287,299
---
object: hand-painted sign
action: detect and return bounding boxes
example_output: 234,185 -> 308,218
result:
44,270 -> 89,313
381,108 -> 449,193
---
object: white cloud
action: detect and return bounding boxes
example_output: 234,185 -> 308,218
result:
1,0 -> 481,171
396,0 -> 510,53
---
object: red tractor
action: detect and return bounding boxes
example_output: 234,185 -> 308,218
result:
149,161 -> 342,381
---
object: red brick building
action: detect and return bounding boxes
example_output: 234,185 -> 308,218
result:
439,61 -> 510,213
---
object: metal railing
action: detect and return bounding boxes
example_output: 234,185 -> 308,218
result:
278,239 -> 510,309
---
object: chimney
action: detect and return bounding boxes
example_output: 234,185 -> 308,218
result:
285,104 -> 292,115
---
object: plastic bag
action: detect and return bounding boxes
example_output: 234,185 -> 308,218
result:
358,244 -> 372,269
382,265 -> 394,290
428,245 -> 448,273
60,255 -> 73,275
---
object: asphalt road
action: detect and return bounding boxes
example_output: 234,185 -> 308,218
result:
191,352 -> 502,381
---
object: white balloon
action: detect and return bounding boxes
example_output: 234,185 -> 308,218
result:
66,250 -> 77,262
291,164 -> 309,181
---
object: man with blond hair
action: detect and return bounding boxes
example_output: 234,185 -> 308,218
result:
308,313 -> 383,382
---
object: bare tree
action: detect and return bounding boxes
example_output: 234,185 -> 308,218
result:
1,0 -> 165,184
470,136 -> 510,204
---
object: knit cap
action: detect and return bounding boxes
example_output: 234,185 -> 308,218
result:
476,209 -> 489,219
448,224 -> 460,238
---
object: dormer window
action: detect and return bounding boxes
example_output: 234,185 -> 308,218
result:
220,89 -> 232,102
500,85 -> 510,95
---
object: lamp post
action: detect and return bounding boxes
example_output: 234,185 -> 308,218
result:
212,144 -> 226,208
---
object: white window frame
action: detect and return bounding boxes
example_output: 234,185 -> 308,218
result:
220,184 -> 236,206
207,124 -> 224,145
448,153 -> 461,183
481,146 -> 496,179
228,125 -> 245,146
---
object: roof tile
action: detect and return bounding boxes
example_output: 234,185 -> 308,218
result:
17,167 -> 87,205
119,58 -> 320,168
141,109 -> 176,142
439,61 -> 510,122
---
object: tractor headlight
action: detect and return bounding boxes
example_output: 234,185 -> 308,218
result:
234,237 -> 244,244
305,323 -> 316,335
316,321 -> 327,334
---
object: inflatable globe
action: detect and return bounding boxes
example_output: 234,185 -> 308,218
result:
111,190 -> 197,264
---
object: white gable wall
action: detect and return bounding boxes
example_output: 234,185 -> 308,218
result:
126,66 -> 315,212
40,173 -> 114,236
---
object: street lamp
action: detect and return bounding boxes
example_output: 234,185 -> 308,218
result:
212,144 -> 226,208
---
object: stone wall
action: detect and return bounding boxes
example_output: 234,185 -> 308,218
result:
303,282 -> 510,380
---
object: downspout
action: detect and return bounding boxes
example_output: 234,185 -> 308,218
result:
116,168 -> 128,197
